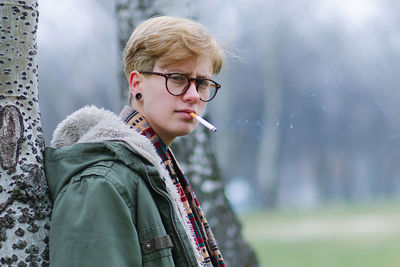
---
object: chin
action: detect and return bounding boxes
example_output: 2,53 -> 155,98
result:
174,126 -> 195,137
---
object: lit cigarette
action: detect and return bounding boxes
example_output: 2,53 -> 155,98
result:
190,112 -> 217,132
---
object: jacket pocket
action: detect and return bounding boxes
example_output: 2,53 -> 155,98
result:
139,224 -> 174,265
141,234 -> 173,254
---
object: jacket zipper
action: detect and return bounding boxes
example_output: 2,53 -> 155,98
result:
140,161 -> 192,266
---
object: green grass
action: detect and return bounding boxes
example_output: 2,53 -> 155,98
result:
240,202 -> 400,267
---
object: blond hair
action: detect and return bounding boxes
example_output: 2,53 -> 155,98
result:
123,16 -> 224,81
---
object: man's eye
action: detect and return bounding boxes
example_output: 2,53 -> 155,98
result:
198,80 -> 211,88
170,74 -> 186,82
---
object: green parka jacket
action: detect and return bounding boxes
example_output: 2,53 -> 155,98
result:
45,106 -> 202,267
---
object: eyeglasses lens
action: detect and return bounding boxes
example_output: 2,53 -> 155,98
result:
166,74 -> 217,102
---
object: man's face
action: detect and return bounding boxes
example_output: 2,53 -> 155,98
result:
132,56 -> 212,146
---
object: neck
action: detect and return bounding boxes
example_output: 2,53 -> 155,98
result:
128,104 -> 175,147
154,130 -> 174,147
123,105 -> 174,147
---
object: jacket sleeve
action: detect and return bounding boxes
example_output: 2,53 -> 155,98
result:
49,172 -> 141,267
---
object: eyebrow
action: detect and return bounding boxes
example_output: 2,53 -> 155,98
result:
181,72 -> 211,80
163,68 -> 211,79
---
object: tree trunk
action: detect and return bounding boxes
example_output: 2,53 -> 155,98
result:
0,0 -> 51,265
255,0 -> 284,208
115,0 -> 195,103
115,1 -> 258,266
172,129 -> 259,267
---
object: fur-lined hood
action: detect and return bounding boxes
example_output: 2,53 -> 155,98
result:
46,105 -> 171,200
50,105 -> 160,167
47,105 -> 176,211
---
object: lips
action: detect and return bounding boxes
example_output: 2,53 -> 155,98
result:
177,109 -> 195,114
176,109 -> 196,119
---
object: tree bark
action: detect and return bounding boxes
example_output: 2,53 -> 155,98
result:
0,0 -> 51,265
172,129 -> 259,267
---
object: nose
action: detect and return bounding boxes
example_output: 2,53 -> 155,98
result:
182,80 -> 200,102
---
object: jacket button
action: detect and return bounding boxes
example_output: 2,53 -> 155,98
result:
144,242 -> 152,250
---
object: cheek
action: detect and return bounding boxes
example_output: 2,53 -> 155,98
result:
144,90 -> 174,116
143,83 -> 165,104
199,103 -> 207,113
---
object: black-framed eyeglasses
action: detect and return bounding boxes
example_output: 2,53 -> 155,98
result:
139,71 -> 221,102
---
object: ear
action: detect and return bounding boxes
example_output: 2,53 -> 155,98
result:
129,70 -> 141,97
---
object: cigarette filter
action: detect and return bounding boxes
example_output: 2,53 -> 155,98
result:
189,112 -> 217,132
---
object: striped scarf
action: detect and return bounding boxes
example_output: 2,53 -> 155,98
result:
124,109 -> 225,267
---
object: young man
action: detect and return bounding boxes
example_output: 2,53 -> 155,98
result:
46,16 -> 226,266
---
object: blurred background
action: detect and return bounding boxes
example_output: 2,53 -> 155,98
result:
37,0 -> 400,266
